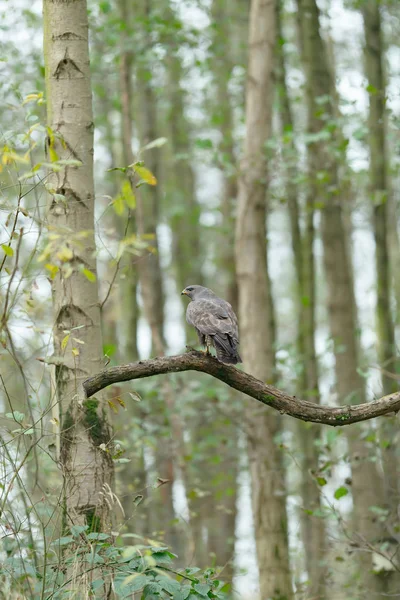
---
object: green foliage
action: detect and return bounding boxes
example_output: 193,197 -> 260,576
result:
0,529 -> 231,599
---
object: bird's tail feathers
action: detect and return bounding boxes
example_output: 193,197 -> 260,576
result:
213,334 -> 242,365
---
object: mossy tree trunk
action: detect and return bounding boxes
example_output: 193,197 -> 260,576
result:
43,0 -> 114,538
235,0 -> 293,597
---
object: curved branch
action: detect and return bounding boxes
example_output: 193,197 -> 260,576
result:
83,350 -> 400,426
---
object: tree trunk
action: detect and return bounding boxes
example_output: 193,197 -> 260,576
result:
119,0 -> 139,361
235,0 -> 293,597
275,2 -> 326,595
297,0 -> 391,594
210,0 -> 238,311
165,44 -> 204,339
362,1 -> 399,523
43,0 -> 113,539
135,59 -> 165,355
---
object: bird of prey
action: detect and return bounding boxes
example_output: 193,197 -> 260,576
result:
181,285 -> 242,365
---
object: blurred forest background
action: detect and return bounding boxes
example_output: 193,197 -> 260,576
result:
1,0 -> 400,598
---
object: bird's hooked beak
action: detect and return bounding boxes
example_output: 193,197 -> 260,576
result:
181,289 -> 188,296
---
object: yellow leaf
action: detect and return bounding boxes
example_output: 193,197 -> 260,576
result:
133,165 -> 157,185
73,337 -> 85,344
121,179 -> 136,209
1,244 -> 13,257
50,147 -> 58,162
56,247 -> 73,262
45,263 -> 59,279
71,347 -> 79,357
82,268 -> 96,282
113,194 -> 125,216
115,397 -> 126,408
108,399 -> 119,414
50,417 -> 59,427
61,334 -> 70,350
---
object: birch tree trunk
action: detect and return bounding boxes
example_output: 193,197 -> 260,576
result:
43,0 -> 113,538
235,0 -> 293,597
297,0 -> 392,594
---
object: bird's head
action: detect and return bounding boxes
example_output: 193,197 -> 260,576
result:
181,285 -> 210,300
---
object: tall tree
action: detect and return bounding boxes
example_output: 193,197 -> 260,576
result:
165,47 -> 204,329
43,0 -> 113,537
134,0 -> 165,356
362,0 -> 399,523
210,0 -> 239,310
119,0 -> 139,361
235,0 -> 293,597
297,0 -> 393,593
275,2 -> 326,595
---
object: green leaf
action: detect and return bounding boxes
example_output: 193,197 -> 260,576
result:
193,583 -> 211,596
141,137 -> 168,151
122,573 -> 147,591
6,411 -> 25,423
51,536 -> 74,546
86,532 -> 110,541
107,166 -> 127,173
156,575 -> 180,594
71,525 -> 89,537
23,428 -> 34,435
1,244 -> 13,257
103,343 -> 116,357
143,582 -> 162,597
316,477 -> 327,486
334,486 -> 348,500
91,579 -> 105,591
195,138 -> 213,149
173,587 -> 191,600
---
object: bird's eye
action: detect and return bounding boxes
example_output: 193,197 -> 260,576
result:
187,287 -> 193,291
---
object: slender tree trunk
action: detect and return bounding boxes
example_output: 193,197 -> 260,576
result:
297,0 -> 391,594
275,3 -> 326,595
235,1 -> 293,597
362,2 -> 400,573
135,68 -> 165,355
119,0 -> 139,361
43,0 -> 113,540
165,47 -> 204,337
210,0 -> 238,311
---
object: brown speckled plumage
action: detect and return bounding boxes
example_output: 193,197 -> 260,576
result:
181,285 -> 242,365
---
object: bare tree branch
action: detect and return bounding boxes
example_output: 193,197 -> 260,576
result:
82,350 -> 400,426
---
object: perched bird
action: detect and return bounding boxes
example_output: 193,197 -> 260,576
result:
181,285 -> 242,365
